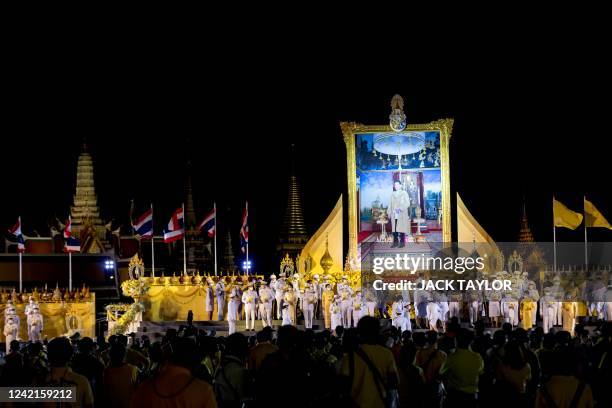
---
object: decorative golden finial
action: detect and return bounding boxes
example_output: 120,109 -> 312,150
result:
319,236 -> 333,275
280,253 -> 296,276
344,255 -> 352,273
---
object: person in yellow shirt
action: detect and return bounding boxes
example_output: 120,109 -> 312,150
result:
440,328 -> 484,407
103,343 -> 138,408
247,327 -> 278,371
520,297 -> 537,330
44,337 -> 94,408
562,299 -> 578,336
535,350 -> 594,408
340,316 -> 399,408
321,283 -> 335,330
415,330 -> 446,406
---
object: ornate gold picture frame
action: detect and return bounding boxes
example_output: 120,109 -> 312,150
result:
341,119 -> 453,261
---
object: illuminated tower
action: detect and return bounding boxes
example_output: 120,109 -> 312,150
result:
277,150 -> 308,262
182,163 -> 207,273
70,140 -> 109,253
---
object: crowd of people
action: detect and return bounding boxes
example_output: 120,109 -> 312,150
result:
0,315 -> 611,408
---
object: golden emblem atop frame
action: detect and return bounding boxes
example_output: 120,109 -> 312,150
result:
128,254 -> 145,280
279,253 -> 296,276
341,118 -> 454,261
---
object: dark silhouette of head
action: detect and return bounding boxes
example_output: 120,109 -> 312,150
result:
277,325 -> 299,354
9,340 -> 20,353
109,343 -> 127,366
357,316 -> 380,345
169,337 -> 201,370
456,328 -> 473,349
48,337 -> 73,367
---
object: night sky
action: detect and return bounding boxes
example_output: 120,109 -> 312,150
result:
3,47 -> 611,273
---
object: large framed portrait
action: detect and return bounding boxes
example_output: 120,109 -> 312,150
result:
341,119 -> 453,262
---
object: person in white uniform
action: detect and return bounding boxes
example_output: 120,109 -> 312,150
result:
4,299 -> 20,327
330,296 -> 343,332
258,281 -> 274,328
449,292 -> 462,320
501,292 -> 519,327
488,291 -> 502,328
365,291 -> 378,317
426,296 -> 440,331
338,278 -> 353,328
392,297 -> 411,332
437,292 -> 450,331
25,297 -> 41,340
283,283 -> 297,325
388,179 -> 411,248
227,286 -> 240,334
604,276 -> 612,321
302,281 -> 317,329
28,305 -> 43,342
242,285 -> 258,331
468,292 -> 482,326
215,277 -> 226,321
268,274 -> 278,318
351,289 -> 365,327
25,296 -> 37,318
281,302 -> 293,326
3,316 -> 18,353
312,274 -> 321,318
275,273 -> 287,320
540,287 -> 558,334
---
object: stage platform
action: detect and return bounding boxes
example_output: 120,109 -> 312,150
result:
133,319 -> 328,338
130,319 -> 472,338
127,319 -> 602,339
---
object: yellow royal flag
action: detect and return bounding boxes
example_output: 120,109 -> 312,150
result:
584,198 -> 612,230
553,198 -> 583,229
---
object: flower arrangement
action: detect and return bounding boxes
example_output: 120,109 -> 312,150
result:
121,278 -> 150,298
107,279 -> 150,336
108,302 -> 145,335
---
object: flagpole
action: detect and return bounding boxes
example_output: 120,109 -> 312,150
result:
69,252 -> 72,291
130,199 -> 135,235
246,201 -> 249,276
214,202 -> 218,277
553,196 -> 557,273
584,196 -> 588,269
151,203 -> 155,278
18,252 -> 23,292
182,203 -> 187,276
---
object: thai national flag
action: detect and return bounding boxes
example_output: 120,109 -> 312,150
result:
163,207 -> 185,243
8,217 -> 25,253
198,207 -> 216,237
240,202 -> 248,253
64,236 -> 81,253
132,208 -> 153,239
63,216 -> 72,239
